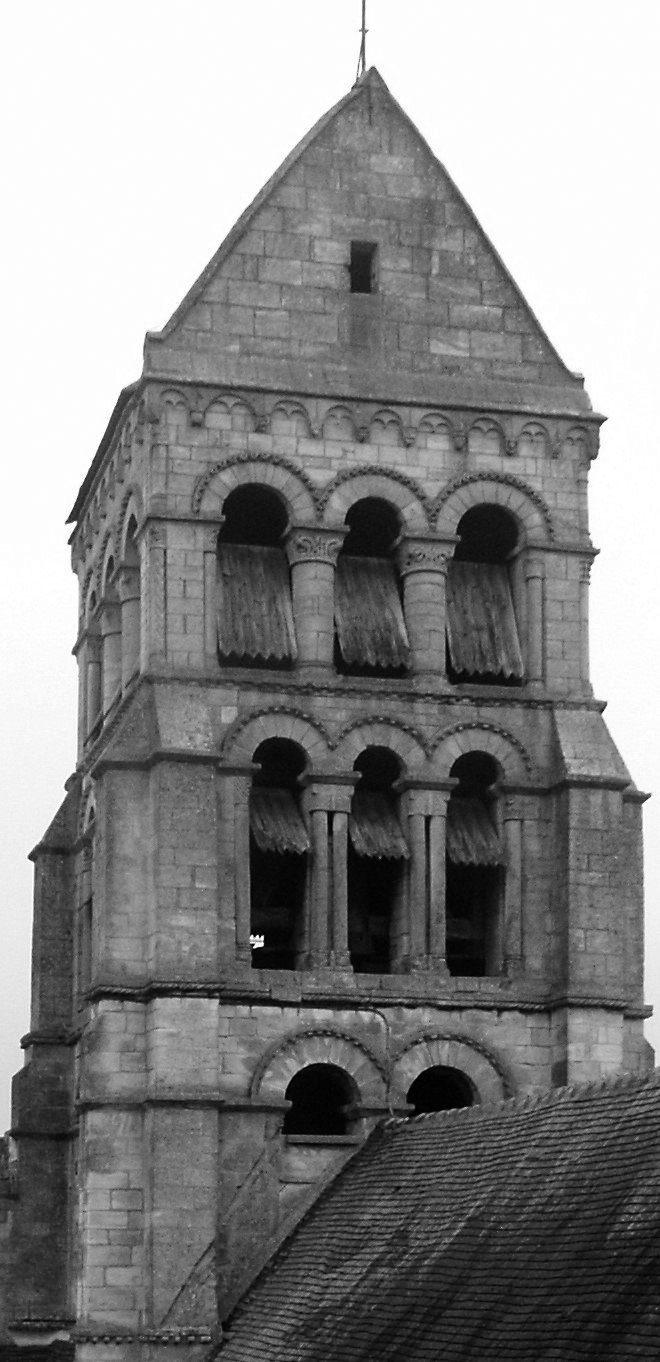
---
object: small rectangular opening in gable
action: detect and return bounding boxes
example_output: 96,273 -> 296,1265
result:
350,241 -> 377,294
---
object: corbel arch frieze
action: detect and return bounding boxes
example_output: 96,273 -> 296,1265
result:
331,716 -> 429,767
318,465 -> 431,531
430,721 -> 533,782
369,408 -> 405,447
321,405 -> 357,441
158,387 -> 190,429
433,472 -> 555,544
555,424 -> 596,466
220,705 -> 330,766
515,421 -> 551,460
191,451 -> 318,523
203,395 -> 258,433
416,411 -> 456,450
269,400 -> 314,438
251,1026 -> 388,1105
467,415 -> 507,457
389,1031 -> 511,1105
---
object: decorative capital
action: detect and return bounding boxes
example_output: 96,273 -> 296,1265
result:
579,559 -> 592,583
285,527 -> 346,567
397,536 -> 452,576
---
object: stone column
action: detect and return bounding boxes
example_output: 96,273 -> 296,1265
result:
301,771 -> 358,969
285,527 -> 346,670
118,563 -> 141,689
203,520 -> 224,668
99,595 -> 122,715
524,553 -> 545,685
398,781 -> 453,974
579,558 -> 593,688
141,520 -> 167,669
502,797 -> 524,977
397,536 -> 455,680
85,631 -> 102,736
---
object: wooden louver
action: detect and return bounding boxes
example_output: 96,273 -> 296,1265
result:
335,556 -> 410,670
217,543 -> 297,663
446,560 -> 523,680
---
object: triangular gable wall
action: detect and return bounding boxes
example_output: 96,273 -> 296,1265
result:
144,69 -> 590,412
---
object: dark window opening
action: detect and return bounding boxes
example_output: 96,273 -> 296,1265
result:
446,753 -> 504,977
220,485 -> 288,546
283,1064 -> 356,1136
348,747 -> 408,974
250,739 -> 308,970
350,240 -> 377,294
335,498 -> 409,678
447,504 -> 523,686
217,486 -> 295,669
407,1065 -> 475,1116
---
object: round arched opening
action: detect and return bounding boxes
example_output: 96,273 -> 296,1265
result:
220,484 -> 288,546
406,1065 -> 475,1115
454,505 -> 518,564
252,737 -> 307,790
348,747 -> 408,975
283,1063 -> 357,1136
342,497 -> 401,557
450,751 -> 500,795
249,738 -> 309,971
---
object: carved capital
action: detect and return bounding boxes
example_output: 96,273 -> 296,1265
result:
579,559 -> 592,584
285,527 -> 346,567
397,537 -> 452,576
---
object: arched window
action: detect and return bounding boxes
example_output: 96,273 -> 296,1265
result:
84,590 -> 102,741
446,505 -> 523,685
335,498 -> 409,677
407,1065 -> 475,1115
446,752 -> 505,976
347,747 -> 409,974
283,1064 -> 357,1136
250,739 -> 309,970
217,486 -> 296,668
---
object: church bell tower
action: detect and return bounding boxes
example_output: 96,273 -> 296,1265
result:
6,67 -> 651,1362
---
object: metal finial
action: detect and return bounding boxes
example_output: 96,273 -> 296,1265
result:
355,0 -> 367,83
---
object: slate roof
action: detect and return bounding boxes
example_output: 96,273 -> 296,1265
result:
218,1070 -> 660,1361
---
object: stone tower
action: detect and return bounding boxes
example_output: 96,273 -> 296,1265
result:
5,68 -> 651,1362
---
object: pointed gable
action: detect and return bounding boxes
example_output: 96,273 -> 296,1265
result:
145,69 -> 591,414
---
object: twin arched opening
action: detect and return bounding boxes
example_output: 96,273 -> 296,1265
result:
279,1060 -> 475,1137
83,512 -> 141,742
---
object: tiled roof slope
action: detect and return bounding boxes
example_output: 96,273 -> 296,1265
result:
219,1071 -> 660,1361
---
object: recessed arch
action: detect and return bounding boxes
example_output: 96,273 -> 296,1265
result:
320,467 -> 429,532
467,417 -> 505,457
251,1027 -> 388,1106
117,486 -> 144,562
221,707 -> 330,766
322,405 -> 356,441
430,722 -> 532,782
389,1033 -> 510,1107
434,473 -> 554,544
192,453 -> 317,522
269,401 -> 312,438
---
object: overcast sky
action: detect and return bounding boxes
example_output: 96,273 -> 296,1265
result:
1,0 -> 658,1127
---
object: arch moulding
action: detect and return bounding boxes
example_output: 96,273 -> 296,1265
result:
332,717 -> 429,767
430,721 -> 533,782
389,1032 -> 511,1105
433,472 -> 554,543
251,1027 -> 388,1105
192,451 -> 318,523
220,706 -> 330,766
319,465 -> 430,531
